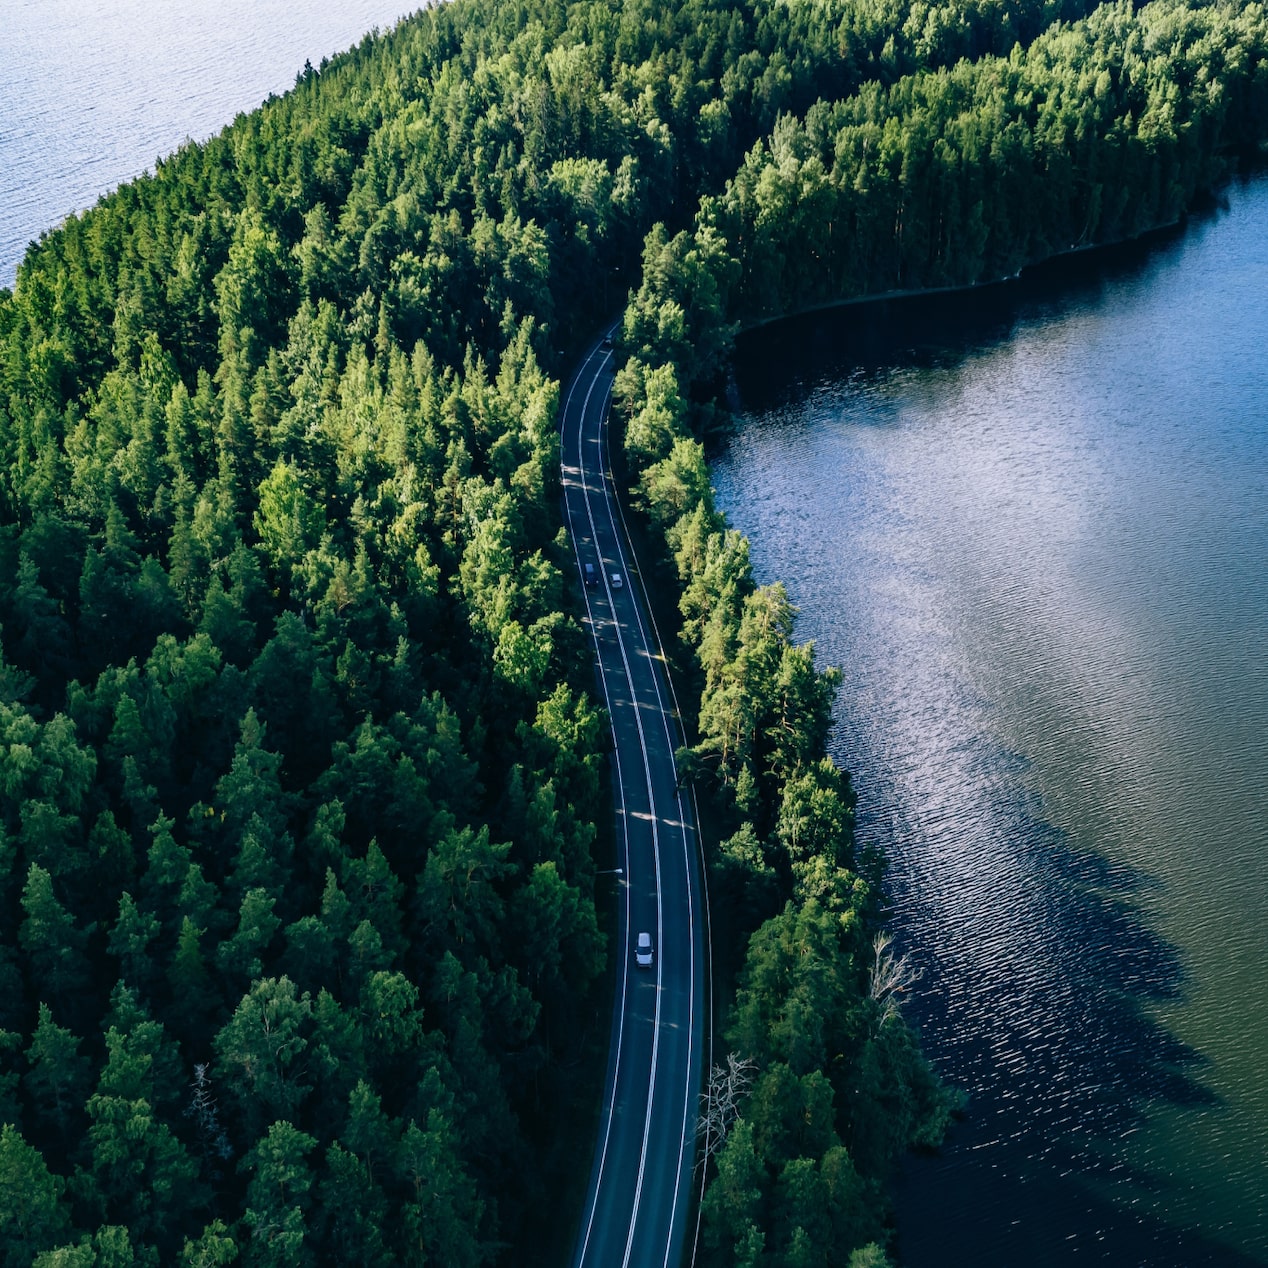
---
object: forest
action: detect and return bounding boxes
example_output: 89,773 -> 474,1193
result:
0,0 -> 1265,1263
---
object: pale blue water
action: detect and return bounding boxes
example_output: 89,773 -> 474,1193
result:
716,179 -> 1268,1266
0,0 -> 411,289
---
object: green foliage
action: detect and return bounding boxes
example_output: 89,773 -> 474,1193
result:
239,1122 -> 317,1267
0,1123 -> 72,1267
1,0 -> 1261,1258
82,1012 -> 203,1253
181,1221 -> 239,1268
214,978 -> 313,1136
34,1224 -> 156,1268
677,0 -> 1268,330
23,1005 -> 92,1156
19,865 -> 92,1014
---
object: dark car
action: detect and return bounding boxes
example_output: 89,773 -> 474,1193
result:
584,562 -> 598,588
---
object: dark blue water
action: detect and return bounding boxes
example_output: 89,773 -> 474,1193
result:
714,178 -> 1268,1266
1,0 -> 410,289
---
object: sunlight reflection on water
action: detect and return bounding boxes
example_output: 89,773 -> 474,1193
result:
1,0 -> 410,288
715,178 -> 1268,1267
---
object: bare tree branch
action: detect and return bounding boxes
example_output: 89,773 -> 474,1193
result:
869,931 -> 922,1024
186,1062 -> 234,1163
696,1052 -> 757,1169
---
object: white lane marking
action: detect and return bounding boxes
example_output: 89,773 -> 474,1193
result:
595,390 -> 700,1268
573,377 -> 667,1268
565,339 -> 659,1268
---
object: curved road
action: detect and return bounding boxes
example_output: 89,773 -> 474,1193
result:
562,333 -> 707,1268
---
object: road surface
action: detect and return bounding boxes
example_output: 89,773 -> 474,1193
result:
562,333 -> 707,1268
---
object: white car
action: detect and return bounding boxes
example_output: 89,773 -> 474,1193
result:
635,931 -> 653,968
611,572 -> 623,589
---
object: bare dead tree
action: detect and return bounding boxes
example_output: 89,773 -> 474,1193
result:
186,1062 -> 234,1164
868,931 -> 922,1024
696,1052 -> 757,1169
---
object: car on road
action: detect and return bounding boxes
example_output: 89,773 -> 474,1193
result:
584,562 -> 598,588
635,931 -> 653,968
600,335 -> 613,350
610,571 -> 623,589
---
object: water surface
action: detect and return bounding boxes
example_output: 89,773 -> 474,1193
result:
715,178 -> 1268,1265
1,0 -> 411,289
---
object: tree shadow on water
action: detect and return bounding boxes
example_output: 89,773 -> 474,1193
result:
881,798 -> 1241,1267
730,210 -> 1206,415
723,201 -> 1265,1265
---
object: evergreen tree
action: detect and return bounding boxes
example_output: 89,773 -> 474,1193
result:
23,1004 -> 92,1161
0,1123 -> 73,1267
239,1122 -> 317,1268
19,865 -> 92,1014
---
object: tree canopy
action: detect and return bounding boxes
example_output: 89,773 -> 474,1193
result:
1,0 -> 1264,1260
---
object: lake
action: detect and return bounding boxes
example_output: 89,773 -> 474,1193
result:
0,0 -> 412,290
714,177 -> 1268,1266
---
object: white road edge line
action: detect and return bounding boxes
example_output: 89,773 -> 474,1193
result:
599,402 -> 704,1268
594,386 -> 698,1268
564,344 -> 633,1268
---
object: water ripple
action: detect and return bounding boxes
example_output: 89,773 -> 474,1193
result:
1,0 -> 410,289
716,178 -> 1268,1265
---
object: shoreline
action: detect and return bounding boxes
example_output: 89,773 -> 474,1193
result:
729,156 -> 1268,344
733,213 -> 1192,339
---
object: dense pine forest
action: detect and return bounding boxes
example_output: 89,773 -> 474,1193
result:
0,0 -> 1265,1263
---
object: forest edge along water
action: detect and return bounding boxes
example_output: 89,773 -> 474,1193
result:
4,0 -> 1268,1263
0,0 -> 409,290
715,173 -> 1268,1267
732,213 -> 1189,336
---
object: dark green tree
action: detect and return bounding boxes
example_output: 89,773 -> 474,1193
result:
0,1124 -> 72,1268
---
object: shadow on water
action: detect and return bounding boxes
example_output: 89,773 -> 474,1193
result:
732,207 -> 1205,410
722,201 -> 1259,1265
864,761 -> 1230,1264
882,804 -> 1227,1265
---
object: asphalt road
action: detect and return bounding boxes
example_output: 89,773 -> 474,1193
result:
562,333 -> 707,1268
